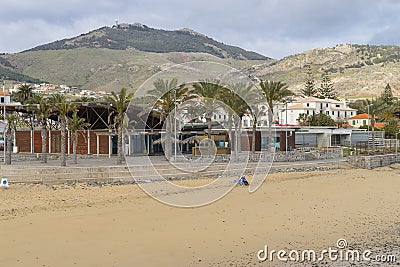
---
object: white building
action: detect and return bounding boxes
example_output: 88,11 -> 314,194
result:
279,97 -> 356,125
0,91 -> 11,106
348,113 -> 370,128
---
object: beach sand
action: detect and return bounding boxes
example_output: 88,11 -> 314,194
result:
0,165 -> 399,266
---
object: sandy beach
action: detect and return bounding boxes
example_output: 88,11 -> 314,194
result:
0,165 -> 399,266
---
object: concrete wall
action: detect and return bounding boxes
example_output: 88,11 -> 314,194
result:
348,154 -> 400,169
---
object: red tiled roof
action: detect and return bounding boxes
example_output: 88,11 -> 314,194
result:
349,113 -> 370,119
372,122 -> 386,129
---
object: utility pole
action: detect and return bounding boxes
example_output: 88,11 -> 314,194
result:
174,86 -> 177,161
367,104 -> 373,154
2,77 -> 6,163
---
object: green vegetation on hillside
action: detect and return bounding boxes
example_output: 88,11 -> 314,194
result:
0,65 -> 42,83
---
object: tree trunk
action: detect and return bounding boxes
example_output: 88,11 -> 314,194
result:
164,115 -> 172,160
268,109 -> 274,154
207,117 -> 212,139
117,114 -> 124,165
227,114 -> 233,154
73,131 -> 77,164
41,123 -> 47,163
237,117 -> 242,154
60,116 -> 67,167
5,129 -> 12,165
207,117 -> 213,155
251,117 -> 257,154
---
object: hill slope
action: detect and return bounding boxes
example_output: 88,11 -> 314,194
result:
248,44 -> 400,97
0,56 -> 43,84
1,23 -> 271,91
4,48 -> 268,92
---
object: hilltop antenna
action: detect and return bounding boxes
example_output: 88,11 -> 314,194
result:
115,19 -> 118,27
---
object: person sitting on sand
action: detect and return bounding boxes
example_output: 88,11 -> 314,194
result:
239,176 -> 249,186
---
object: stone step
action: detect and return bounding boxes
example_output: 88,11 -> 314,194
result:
1,160 -> 344,184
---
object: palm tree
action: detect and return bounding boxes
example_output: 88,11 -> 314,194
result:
68,111 -> 90,164
147,78 -> 190,159
3,112 -> 21,165
232,83 -> 263,154
107,88 -> 134,165
27,94 -> 52,163
49,94 -> 76,166
192,80 -> 224,139
220,83 -> 254,155
14,84 -> 34,104
259,80 -> 293,151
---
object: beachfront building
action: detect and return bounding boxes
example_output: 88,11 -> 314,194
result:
294,126 -> 378,148
279,97 -> 356,125
14,102 -> 120,156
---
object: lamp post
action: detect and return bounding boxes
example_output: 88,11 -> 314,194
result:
367,103 -> 373,153
173,86 -> 177,161
285,101 -> 288,160
2,78 -> 6,163
283,97 -> 293,161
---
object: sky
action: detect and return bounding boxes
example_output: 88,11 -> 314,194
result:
1,0 -> 400,59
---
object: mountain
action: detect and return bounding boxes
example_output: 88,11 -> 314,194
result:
6,24 -> 399,98
27,23 -> 268,60
0,23 -> 271,92
247,44 -> 400,98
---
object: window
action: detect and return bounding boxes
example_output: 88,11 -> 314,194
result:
306,103 -> 310,107
0,97 -> 3,103
337,112 -> 340,117
352,120 -> 356,125
326,103 -> 329,108
224,115 -> 226,120
326,111 -> 329,115
336,104 -> 340,108
218,114 -> 222,119
213,114 -> 217,119
306,110 -> 310,115
350,112 -> 353,116
363,120 -> 366,126
332,111 -> 334,115
344,111 -> 347,117
320,103 -> 323,109
331,135 -> 341,146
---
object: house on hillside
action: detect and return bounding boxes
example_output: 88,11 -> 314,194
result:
348,113 -> 370,128
279,97 -> 356,125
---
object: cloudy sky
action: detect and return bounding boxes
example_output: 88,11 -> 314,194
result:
1,0 -> 400,59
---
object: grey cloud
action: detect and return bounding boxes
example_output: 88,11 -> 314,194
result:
1,0 -> 400,58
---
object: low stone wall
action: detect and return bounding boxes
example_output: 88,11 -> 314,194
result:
347,154 -> 400,169
179,148 -> 343,163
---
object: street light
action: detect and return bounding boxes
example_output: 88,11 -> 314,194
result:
2,78 -> 6,163
367,103 -> 373,153
283,97 -> 293,161
173,86 -> 177,162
